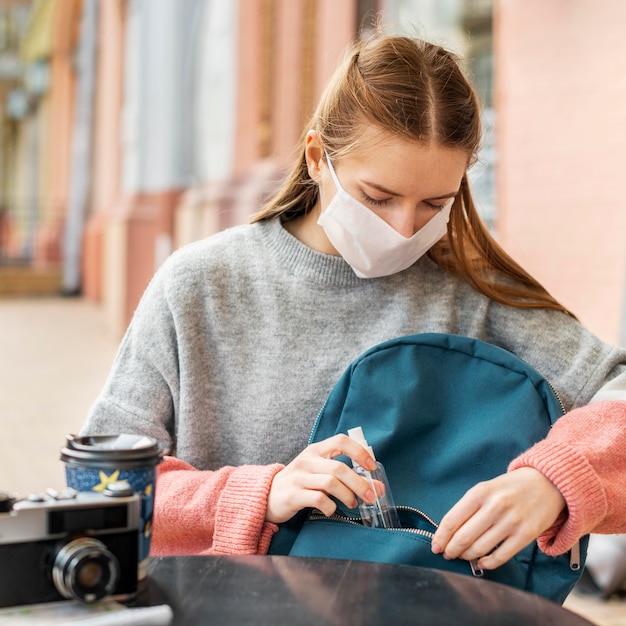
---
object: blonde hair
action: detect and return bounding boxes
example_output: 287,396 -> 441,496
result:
251,35 -> 574,317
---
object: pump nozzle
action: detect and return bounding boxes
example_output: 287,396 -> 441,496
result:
347,426 -> 376,462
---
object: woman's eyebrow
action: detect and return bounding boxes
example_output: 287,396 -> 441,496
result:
361,179 -> 460,200
427,190 -> 461,200
361,180 -> 400,196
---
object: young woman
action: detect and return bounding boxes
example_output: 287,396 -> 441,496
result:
83,35 -> 626,574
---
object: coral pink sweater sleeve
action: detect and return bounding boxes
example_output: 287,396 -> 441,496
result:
508,400 -> 626,556
150,456 -> 284,556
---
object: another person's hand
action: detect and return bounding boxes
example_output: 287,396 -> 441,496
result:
265,434 -> 378,524
431,467 -> 566,570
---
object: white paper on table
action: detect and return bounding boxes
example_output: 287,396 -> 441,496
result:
0,599 -> 173,625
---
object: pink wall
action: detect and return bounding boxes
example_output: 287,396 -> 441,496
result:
494,0 -> 626,343
315,0 -> 357,102
33,0 -> 80,266
83,0 -> 125,301
271,0 -> 309,165
90,1 -> 124,218
222,0 -> 358,231
235,0 -> 264,177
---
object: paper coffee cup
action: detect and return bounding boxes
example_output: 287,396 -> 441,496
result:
60,434 -> 163,579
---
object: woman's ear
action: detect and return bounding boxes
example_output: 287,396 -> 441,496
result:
304,130 -> 324,183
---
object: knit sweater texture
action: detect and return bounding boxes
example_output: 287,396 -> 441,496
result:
83,218 -> 626,556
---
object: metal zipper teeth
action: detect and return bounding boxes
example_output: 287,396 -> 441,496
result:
308,509 -> 483,577
397,505 -> 439,528
307,403 -> 327,444
545,381 -> 582,571
309,506 -> 437,539
546,380 -> 567,416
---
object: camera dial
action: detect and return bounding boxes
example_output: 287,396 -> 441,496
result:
52,537 -> 121,603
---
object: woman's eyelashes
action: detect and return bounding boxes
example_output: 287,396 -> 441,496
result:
360,189 -> 450,212
360,190 -> 391,207
423,196 -> 457,211
424,201 -> 448,211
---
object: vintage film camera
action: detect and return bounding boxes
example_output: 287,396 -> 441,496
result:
0,483 -> 140,608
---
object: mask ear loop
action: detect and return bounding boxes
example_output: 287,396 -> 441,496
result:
324,151 -> 344,192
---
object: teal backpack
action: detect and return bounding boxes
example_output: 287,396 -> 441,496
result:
269,333 -> 587,604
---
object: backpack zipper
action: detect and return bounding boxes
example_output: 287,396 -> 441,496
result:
308,506 -> 484,577
546,380 -> 567,416
541,381 -> 582,572
309,380 -> 574,576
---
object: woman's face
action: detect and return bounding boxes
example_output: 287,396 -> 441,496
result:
298,124 -> 469,255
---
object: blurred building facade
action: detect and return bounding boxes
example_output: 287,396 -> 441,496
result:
0,0 -> 624,346
495,0 -> 626,345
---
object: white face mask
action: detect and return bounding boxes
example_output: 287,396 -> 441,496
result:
317,154 -> 453,279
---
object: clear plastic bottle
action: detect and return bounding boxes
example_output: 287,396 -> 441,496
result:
348,427 -> 400,529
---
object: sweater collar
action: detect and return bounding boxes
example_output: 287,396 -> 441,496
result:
257,218 -> 366,288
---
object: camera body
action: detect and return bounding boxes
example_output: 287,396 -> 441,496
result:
0,486 -> 140,608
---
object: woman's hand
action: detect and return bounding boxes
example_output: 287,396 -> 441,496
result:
265,434 -> 378,524
431,467 -> 566,570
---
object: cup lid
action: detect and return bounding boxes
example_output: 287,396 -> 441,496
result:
60,434 -> 163,465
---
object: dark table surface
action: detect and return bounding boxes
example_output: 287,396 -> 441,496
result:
136,555 -> 593,625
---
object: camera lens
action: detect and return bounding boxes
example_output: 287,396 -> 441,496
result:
52,537 -> 120,603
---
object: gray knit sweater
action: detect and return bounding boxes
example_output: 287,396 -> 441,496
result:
84,218 -> 626,471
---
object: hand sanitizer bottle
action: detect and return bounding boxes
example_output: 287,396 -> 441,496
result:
348,427 -> 400,529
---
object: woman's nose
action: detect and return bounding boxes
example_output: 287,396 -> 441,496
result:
386,205 -> 421,238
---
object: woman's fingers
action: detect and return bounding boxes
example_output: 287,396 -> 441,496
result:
432,468 -> 566,570
266,434 -> 378,524
308,434 -> 377,471
269,441 -> 568,573
291,444 -> 378,503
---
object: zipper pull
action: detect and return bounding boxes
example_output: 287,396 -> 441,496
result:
569,540 -> 581,571
470,559 -> 484,577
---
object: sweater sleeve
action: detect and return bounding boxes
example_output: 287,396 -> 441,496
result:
508,400 -> 626,556
150,456 -> 284,556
